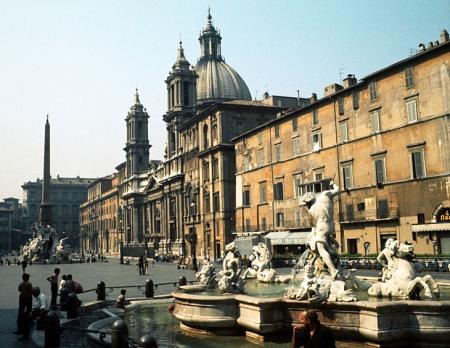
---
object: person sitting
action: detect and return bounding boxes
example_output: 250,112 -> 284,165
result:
31,287 -> 49,330
115,289 -> 126,309
292,310 -> 335,348
60,274 -> 74,309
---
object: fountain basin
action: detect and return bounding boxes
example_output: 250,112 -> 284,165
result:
172,288 -> 450,346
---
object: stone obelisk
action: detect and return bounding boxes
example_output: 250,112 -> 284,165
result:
39,115 -> 52,227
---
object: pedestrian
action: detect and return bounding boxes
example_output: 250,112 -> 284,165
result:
115,289 -> 127,309
60,274 -> 75,309
7,258 -> 11,266
59,274 -> 67,294
144,258 -> 149,275
138,256 -> 144,275
0,258 -> 3,266
292,310 -> 336,348
21,258 -> 28,273
46,267 -> 60,307
31,287 -> 49,329
14,273 -> 33,340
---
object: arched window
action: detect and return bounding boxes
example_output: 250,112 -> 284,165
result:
203,124 -> 209,149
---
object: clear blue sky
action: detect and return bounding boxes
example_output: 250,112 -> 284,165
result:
0,0 -> 449,199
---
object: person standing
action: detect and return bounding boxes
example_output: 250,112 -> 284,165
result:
21,258 -> 28,273
14,273 -> 33,340
46,267 -> 60,307
144,258 -> 149,275
138,256 -> 144,275
292,310 -> 335,348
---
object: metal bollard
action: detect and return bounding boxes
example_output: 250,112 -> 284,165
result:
111,319 -> 129,348
145,279 -> 154,298
139,334 -> 158,348
179,276 -> 187,286
44,310 -> 61,348
97,281 -> 106,301
66,292 -> 79,319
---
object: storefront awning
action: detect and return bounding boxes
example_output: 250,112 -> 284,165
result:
411,223 -> 450,232
265,231 -> 310,245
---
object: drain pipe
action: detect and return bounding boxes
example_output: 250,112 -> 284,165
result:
332,97 -> 344,253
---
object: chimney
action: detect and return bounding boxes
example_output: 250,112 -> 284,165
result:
440,29 -> 449,43
310,93 -> 317,103
343,74 -> 357,88
324,83 -> 343,97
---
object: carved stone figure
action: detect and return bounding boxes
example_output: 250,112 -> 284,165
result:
217,242 -> 244,293
301,182 -> 340,279
196,260 -> 216,286
285,181 -> 366,303
20,225 -> 70,263
242,243 -> 277,283
368,240 -> 440,299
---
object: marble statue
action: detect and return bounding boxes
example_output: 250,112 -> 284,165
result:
20,224 -> 70,263
368,240 -> 440,299
196,260 -> 216,286
285,181 -> 369,303
243,243 -> 277,283
217,242 -> 244,293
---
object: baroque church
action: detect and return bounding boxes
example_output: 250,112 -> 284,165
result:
111,11 -> 289,261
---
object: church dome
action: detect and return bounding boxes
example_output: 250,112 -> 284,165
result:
194,11 -> 251,104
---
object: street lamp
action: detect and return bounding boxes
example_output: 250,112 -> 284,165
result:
187,201 -> 198,272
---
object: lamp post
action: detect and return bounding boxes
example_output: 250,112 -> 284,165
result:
188,201 -> 198,272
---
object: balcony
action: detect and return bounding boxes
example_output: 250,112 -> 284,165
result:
340,194 -> 399,223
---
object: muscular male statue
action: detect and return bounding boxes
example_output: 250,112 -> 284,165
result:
301,181 -> 340,279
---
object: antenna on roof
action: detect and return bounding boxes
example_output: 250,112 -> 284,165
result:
339,67 -> 345,84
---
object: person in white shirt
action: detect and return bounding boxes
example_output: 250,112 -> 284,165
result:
32,287 -> 49,321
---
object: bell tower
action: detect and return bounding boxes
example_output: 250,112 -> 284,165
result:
163,41 -> 197,157
124,89 -> 151,176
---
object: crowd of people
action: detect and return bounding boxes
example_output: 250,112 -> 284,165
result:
13,267 -> 83,341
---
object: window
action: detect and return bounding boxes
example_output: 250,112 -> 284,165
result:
292,138 -> 300,156
212,124 -> 217,140
274,124 -> 280,138
417,213 -> 425,224
338,96 -> 345,115
411,149 -> 425,178
183,81 -> 190,106
202,194 -> 210,214
406,97 -> 418,123
259,182 -> 267,203
275,144 -> 282,161
213,192 -> 220,212
245,219 -> 251,232
243,155 -> 249,172
274,182 -> 284,200
346,204 -> 354,221
352,91 -> 359,109
276,212 -> 284,227
405,66 -> 414,88
340,122 -> 348,142
342,164 -> 353,189
295,211 -> 301,226
242,187 -> 250,206
257,132 -> 263,144
202,161 -> 209,182
374,158 -> 386,184
357,202 -> 365,211
257,149 -> 264,166
292,118 -> 298,132
212,158 -> 219,180
294,175 -> 302,197
261,217 -> 267,231
377,199 -> 389,219
312,132 -> 322,151
312,109 -> 319,125
369,81 -> 378,101
371,110 -> 380,133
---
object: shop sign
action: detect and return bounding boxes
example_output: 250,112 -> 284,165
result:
436,208 -> 450,223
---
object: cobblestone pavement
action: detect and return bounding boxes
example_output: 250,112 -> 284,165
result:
0,258 -> 196,347
1,260 -> 448,347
